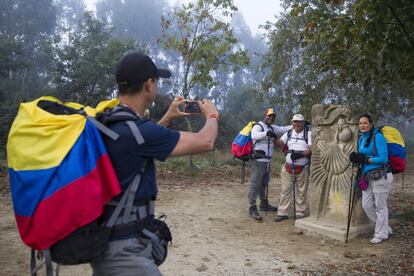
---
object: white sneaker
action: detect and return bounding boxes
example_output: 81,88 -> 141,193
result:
370,237 -> 386,244
388,227 -> 393,235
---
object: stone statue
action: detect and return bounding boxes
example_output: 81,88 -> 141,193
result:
295,104 -> 370,241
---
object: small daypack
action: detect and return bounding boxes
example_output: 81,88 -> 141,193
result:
7,97 -> 159,275
231,121 -> 268,160
374,126 -> 406,174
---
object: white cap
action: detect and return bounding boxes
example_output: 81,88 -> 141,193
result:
292,114 -> 305,121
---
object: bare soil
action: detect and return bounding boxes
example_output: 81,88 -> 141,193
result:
0,166 -> 413,275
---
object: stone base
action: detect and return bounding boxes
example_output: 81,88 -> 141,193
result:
295,217 -> 372,242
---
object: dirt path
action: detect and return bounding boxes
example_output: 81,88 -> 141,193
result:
0,171 -> 413,275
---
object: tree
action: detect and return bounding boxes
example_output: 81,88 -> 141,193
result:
51,13 -> 138,106
0,0 -> 58,157
54,0 -> 86,32
0,0 -> 57,98
96,0 -> 168,51
159,0 -> 249,99
261,0 -> 414,120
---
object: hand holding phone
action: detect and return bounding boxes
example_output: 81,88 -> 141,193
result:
184,101 -> 201,113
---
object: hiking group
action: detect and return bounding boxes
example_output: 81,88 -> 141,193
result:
247,110 -> 312,223
6,52 -> 404,275
245,109 -> 398,245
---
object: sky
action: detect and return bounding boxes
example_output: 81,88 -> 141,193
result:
84,0 -> 283,36
172,0 -> 283,35
235,0 -> 283,35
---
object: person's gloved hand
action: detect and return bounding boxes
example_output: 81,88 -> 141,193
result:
356,153 -> 369,164
349,152 -> 369,164
266,130 -> 278,139
291,152 -> 305,160
349,152 -> 358,163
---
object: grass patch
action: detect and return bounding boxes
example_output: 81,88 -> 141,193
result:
393,211 -> 414,222
157,149 -> 286,178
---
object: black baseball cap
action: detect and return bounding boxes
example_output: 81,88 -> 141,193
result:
116,52 -> 171,86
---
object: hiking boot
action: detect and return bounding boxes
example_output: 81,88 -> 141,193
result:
259,200 -> 278,212
249,205 -> 262,221
273,215 -> 288,222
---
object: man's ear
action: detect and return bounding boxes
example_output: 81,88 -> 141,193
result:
143,79 -> 152,92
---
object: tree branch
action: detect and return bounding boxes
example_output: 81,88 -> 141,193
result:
387,5 -> 414,49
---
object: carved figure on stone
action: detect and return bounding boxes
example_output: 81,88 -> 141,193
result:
310,105 -> 359,219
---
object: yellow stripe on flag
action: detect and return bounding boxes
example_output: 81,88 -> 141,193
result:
7,96 -> 120,170
240,121 -> 257,136
381,126 -> 405,147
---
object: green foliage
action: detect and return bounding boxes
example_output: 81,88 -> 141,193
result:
50,12 -> 138,106
262,0 -> 414,120
0,0 -> 58,156
160,0 -> 249,98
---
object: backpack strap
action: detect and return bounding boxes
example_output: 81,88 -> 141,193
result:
286,129 -> 293,143
30,249 -> 53,276
86,116 -> 120,140
286,126 -> 309,144
304,126 -> 309,144
126,121 -> 145,146
372,128 -> 388,178
105,160 -> 149,227
98,106 -> 152,226
252,122 -> 265,146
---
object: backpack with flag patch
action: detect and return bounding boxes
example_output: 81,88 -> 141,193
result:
231,121 -> 266,160
375,125 -> 406,174
7,96 -> 152,274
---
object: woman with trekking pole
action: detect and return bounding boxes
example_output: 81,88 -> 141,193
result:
349,114 -> 393,244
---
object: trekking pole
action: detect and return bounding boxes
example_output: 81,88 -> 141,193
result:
263,137 -> 271,216
292,160 -> 296,222
345,163 -> 357,243
402,171 -> 405,190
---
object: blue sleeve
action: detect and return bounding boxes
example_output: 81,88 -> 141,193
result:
370,133 -> 388,165
134,121 -> 180,162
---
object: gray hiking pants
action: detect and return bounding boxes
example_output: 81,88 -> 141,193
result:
248,160 -> 269,206
362,172 -> 393,240
91,237 -> 162,276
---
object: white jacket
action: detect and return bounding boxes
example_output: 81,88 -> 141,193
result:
251,121 -> 291,162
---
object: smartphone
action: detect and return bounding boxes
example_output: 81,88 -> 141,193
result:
184,101 -> 201,113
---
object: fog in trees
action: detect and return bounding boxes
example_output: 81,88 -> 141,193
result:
1,0 -> 413,158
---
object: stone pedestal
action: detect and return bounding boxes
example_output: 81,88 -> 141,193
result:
295,104 -> 371,242
295,217 -> 372,242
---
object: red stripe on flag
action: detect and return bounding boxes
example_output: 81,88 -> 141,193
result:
231,141 -> 253,158
389,156 -> 406,173
16,154 -> 120,250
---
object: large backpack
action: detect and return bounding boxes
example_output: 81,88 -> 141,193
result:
374,126 -> 406,174
7,96 -> 150,274
231,121 -> 267,160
